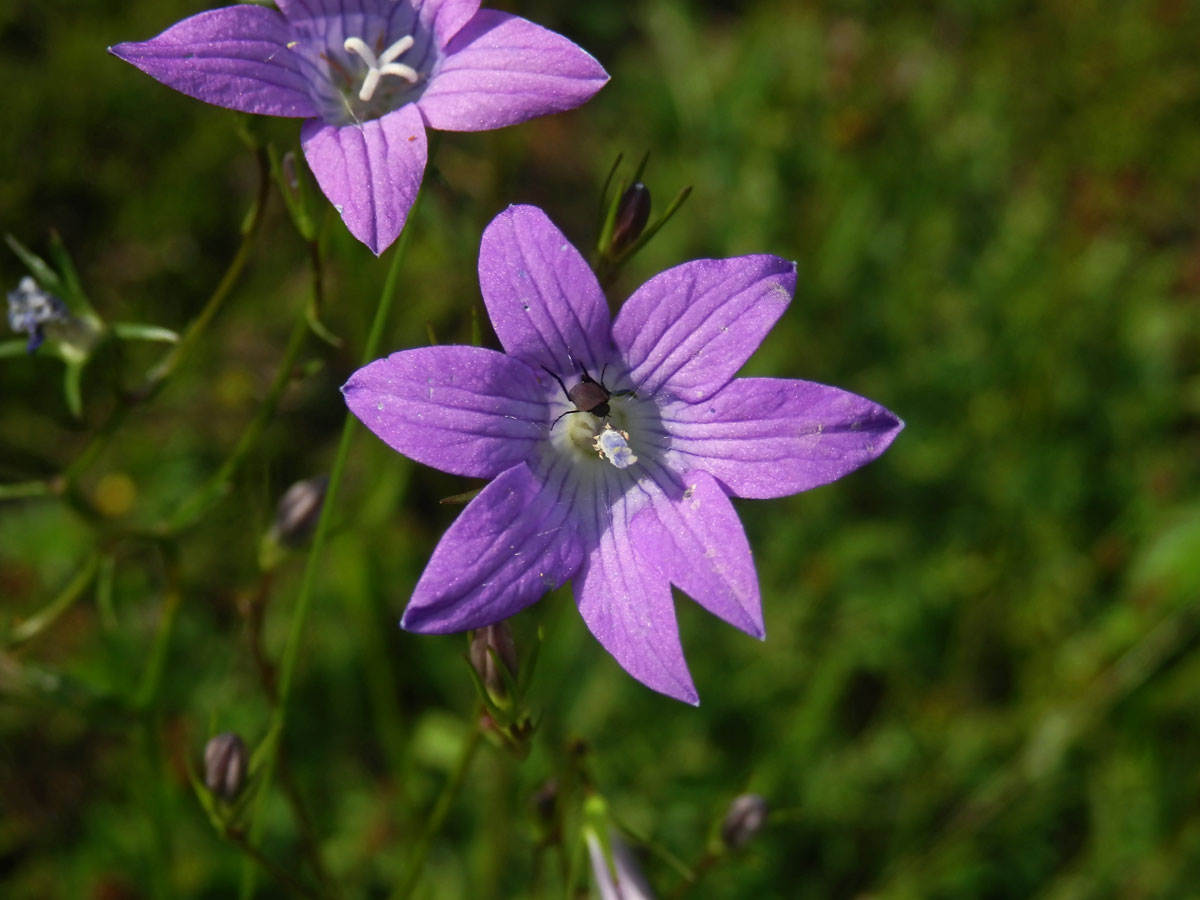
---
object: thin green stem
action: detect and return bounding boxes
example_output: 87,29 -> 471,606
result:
391,723 -> 485,900
0,480 -> 54,501
134,545 -> 182,712
166,296 -> 311,533
241,189 -> 425,899
226,827 -> 324,900
138,146 -> 271,394
63,145 -> 271,484
137,547 -> 182,898
6,552 -> 101,647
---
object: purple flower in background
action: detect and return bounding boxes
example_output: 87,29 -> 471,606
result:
7,276 -> 69,353
343,205 -> 903,703
110,2 -> 608,255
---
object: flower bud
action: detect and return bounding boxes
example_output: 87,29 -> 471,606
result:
720,793 -> 768,849
587,829 -> 656,900
610,183 -> 651,254
272,476 -> 328,547
204,732 -> 248,801
281,151 -> 301,193
531,777 -> 559,830
470,622 -> 518,703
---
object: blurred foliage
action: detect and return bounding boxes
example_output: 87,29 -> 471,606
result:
3,0 -> 1200,897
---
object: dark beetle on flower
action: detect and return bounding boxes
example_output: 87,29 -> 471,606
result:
542,366 -> 617,428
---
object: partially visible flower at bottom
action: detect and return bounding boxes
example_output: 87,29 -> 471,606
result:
7,276 -> 68,352
343,205 -> 903,704
587,829 -> 657,900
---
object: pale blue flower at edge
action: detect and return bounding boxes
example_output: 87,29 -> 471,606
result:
7,276 -> 69,352
343,205 -> 904,704
109,0 -> 608,255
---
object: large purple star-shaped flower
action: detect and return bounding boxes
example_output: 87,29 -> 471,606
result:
343,206 -> 903,703
110,2 -> 608,255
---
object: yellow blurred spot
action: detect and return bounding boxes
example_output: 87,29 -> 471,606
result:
94,472 -> 136,518
216,369 -> 255,409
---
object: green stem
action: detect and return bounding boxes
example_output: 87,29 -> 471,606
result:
7,552 -> 101,647
241,190 -> 424,899
227,827 -> 323,900
392,723 -> 485,900
63,145 -> 271,484
166,296 -> 311,533
137,547 -> 182,898
134,545 -> 182,712
0,480 -> 53,501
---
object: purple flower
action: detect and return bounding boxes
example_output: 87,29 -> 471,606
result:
7,276 -> 68,353
343,205 -> 903,703
110,2 -> 608,255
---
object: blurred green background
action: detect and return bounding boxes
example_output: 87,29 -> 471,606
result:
3,0 -> 1200,897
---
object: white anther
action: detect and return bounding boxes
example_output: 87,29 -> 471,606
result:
343,34 -> 418,102
593,425 -> 638,469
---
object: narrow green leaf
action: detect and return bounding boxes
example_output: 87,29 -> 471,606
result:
4,234 -> 63,295
63,361 -> 84,418
111,322 -> 180,343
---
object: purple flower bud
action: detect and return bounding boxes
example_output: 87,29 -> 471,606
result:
272,476 -> 328,547
204,732 -> 248,801
610,183 -> 651,254
720,793 -> 768,849
469,622 -> 518,702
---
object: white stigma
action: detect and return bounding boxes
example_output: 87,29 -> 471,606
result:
343,35 -> 418,102
593,425 -> 638,469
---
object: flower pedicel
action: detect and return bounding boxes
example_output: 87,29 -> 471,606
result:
343,205 -> 903,703
110,1 -> 608,255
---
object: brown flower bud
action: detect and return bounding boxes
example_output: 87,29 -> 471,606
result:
721,793 -> 768,849
204,732 -> 248,801
273,476 -> 328,547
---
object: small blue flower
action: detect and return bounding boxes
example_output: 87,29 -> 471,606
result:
7,276 -> 68,353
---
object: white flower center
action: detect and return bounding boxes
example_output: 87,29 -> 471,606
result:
342,35 -> 419,103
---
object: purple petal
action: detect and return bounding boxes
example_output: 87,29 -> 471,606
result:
402,463 -> 583,633
613,256 -> 797,404
301,105 -> 427,255
478,205 -> 614,375
574,478 -> 699,705
278,0 -> 477,40
663,377 -> 904,499
276,0 -> 386,20
416,0 -> 483,46
109,7 -> 317,118
417,10 -> 608,132
343,345 -> 547,479
631,469 -> 763,638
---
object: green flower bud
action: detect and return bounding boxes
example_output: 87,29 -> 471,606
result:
469,622 -> 518,704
